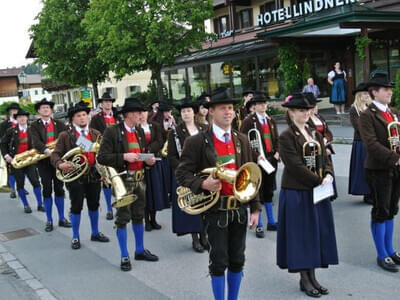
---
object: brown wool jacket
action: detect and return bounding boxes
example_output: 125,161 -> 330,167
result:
30,118 -> 68,154
279,124 -> 333,190
359,103 -> 400,170
50,127 -> 101,169
307,114 -> 335,154
142,122 -> 163,155
97,123 -> 147,173
89,109 -> 122,134
175,127 -> 261,213
349,106 -> 362,141
167,122 -> 208,170
0,126 -> 34,158
240,112 -> 279,162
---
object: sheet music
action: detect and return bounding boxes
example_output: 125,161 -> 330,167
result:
76,136 -> 93,152
313,181 -> 334,204
138,153 -> 161,161
258,158 -> 276,174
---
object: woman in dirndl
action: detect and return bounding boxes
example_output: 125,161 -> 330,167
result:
348,82 -> 372,204
328,62 -> 347,114
277,93 -> 338,298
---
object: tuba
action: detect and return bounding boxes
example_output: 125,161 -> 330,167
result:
387,121 -> 400,154
161,140 -> 168,157
56,136 -> 102,183
11,140 -> 58,169
302,139 -> 323,178
95,162 -> 137,208
0,155 -> 13,193
177,161 -> 262,215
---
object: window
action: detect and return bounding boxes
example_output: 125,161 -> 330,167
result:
105,87 -> 118,98
232,58 -> 257,98
126,85 -> 141,97
34,90 -> 38,95
213,15 -> 230,35
260,0 -> 284,14
237,9 -> 253,29
188,65 -> 210,99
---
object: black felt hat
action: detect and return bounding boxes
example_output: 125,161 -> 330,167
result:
119,97 -> 147,114
98,92 -> 115,103
203,87 -> 239,109
245,91 -> 270,107
303,92 -> 321,104
6,102 -> 20,112
34,98 -> 55,111
150,99 -> 161,106
352,82 -> 369,95
366,72 -> 394,88
68,101 -> 91,120
158,101 -> 174,112
175,98 -> 198,114
281,93 -> 315,109
14,108 -> 29,117
242,90 -> 254,97
197,92 -> 211,103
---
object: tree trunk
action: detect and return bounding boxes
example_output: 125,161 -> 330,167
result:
92,81 -> 99,108
154,70 -> 164,101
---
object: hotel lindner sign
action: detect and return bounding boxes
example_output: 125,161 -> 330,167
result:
257,0 -> 357,26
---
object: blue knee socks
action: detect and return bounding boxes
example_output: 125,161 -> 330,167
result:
70,214 -> 81,239
257,211 -> 263,228
371,221 -> 388,260
9,175 -> 15,191
17,189 -> 28,207
227,270 -> 242,300
54,196 -> 65,221
88,210 -> 99,236
33,187 -> 43,207
132,223 -> 144,254
211,275 -> 225,300
43,197 -> 53,222
116,228 -> 129,258
264,202 -> 276,225
385,219 -> 395,256
103,187 -> 113,212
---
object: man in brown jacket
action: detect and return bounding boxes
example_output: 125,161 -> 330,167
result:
97,97 -> 158,272
51,102 -> 109,250
241,91 -> 279,237
90,92 -> 122,220
176,88 -> 261,300
31,98 -> 70,232
359,72 -> 400,272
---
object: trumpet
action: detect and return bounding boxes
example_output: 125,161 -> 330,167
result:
177,161 -> 261,215
387,121 -> 400,154
248,123 -> 275,174
11,140 -> 57,169
302,140 -> 323,178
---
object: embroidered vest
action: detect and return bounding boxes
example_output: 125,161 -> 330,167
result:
17,130 -> 29,154
126,130 -> 143,170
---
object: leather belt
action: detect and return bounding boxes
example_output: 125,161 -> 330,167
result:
219,195 -> 241,211
126,169 -> 145,182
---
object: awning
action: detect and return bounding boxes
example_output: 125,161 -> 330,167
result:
257,4 -> 400,39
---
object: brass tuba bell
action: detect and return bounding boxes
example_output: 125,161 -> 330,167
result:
387,121 -> 400,154
302,140 -> 323,178
177,161 -> 262,215
11,140 -> 58,169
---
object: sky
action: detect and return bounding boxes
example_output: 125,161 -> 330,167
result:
0,0 -> 43,69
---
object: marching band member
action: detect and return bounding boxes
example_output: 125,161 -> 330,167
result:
89,92 -> 122,220
277,93 -> 338,297
0,109 -> 44,213
348,83 -> 372,204
97,97 -> 158,272
148,99 -> 160,121
168,98 -> 208,253
233,89 -> 254,130
0,102 -> 20,198
195,97 -> 209,126
241,92 -> 279,238
51,102 -> 109,249
176,88 -> 261,300
359,73 -> 400,272
31,98 -> 71,231
140,108 -> 167,232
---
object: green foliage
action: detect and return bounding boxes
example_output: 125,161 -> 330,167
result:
84,0 -> 214,99
131,80 -> 169,105
23,63 -> 42,74
302,58 -> 311,85
393,71 -> 400,110
266,105 -> 283,116
0,102 -> 36,116
278,42 -> 301,97
30,0 -> 109,89
355,36 -> 372,60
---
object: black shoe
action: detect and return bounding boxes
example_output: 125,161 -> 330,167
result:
91,232 -> 110,243
316,286 -> 329,295
150,221 -> 162,230
24,206 -> 32,214
71,238 -> 81,250
377,257 -> 399,272
45,222 -> 53,232
134,249 -> 159,261
267,223 -> 278,231
256,226 -> 265,238
120,257 -> 132,271
106,211 -> 114,220
24,189 -> 29,195
58,219 -> 72,228
200,236 -> 210,251
300,280 -> 321,298
10,191 -> 16,199
145,223 -> 152,232
37,205 -> 45,212
363,195 -> 374,205
192,240 -> 205,253
390,252 -> 400,265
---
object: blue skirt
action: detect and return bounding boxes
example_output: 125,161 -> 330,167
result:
171,173 -> 203,235
145,160 -> 170,211
277,189 -> 338,272
348,140 -> 371,195
330,78 -> 346,104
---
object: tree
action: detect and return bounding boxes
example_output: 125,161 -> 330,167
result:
30,0 -> 109,103
278,42 -> 301,97
302,58 -> 311,86
393,70 -> 400,111
84,0 -> 214,101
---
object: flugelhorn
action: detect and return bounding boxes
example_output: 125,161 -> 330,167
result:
302,139 -> 323,178
387,121 -> 400,154
11,140 -> 58,169
177,160 -> 262,215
